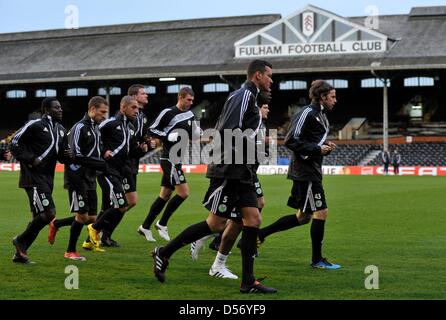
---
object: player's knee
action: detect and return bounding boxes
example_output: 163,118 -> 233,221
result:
160,191 -> 172,201
313,209 -> 328,220
76,213 -> 89,224
129,198 -> 137,208
176,184 -> 189,199
256,215 -> 262,227
245,215 -> 262,228
178,191 -> 189,199
208,221 -> 225,233
126,193 -> 137,209
206,214 -> 227,233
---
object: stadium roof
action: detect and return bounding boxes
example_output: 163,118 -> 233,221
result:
0,4 -> 445,85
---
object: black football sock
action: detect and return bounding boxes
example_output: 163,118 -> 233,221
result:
241,226 -> 258,285
54,216 -> 75,229
92,207 -> 121,231
159,195 -> 185,226
24,229 -> 42,251
104,210 -> 125,238
23,212 -> 43,249
160,221 -> 212,259
17,214 -> 48,248
20,221 -> 33,250
142,197 -> 167,229
22,221 -> 41,250
311,218 -> 326,263
67,220 -> 84,252
96,210 -> 104,220
258,214 -> 300,240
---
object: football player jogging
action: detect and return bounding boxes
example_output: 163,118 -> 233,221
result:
87,96 -> 147,249
137,87 -> 196,242
151,60 -> 277,294
255,79 -> 341,270
48,97 -> 109,260
190,91 -> 272,280
10,98 -> 72,264
100,84 -> 151,247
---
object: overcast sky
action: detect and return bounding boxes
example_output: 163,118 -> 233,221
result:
0,0 -> 443,33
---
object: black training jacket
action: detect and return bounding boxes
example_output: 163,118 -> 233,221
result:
11,115 -> 70,191
99,112 -> 144,178
64,114 -> 106,190
206,81 -> 262,184
149,105 -> 195,160
285,103 -> 331,182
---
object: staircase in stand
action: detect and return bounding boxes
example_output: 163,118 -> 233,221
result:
359,150 -> 381,166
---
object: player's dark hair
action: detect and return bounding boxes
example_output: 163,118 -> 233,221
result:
41,97 -> 59,114
88,96 -> 109,109
309,80 -> 335,104
128,84 -> 145,96
178,87 -> 194,99
247,60 -> 272,78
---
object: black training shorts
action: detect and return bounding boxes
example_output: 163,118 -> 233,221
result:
287,180 -> 327,214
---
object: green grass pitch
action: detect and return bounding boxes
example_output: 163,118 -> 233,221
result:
0,172 -> 445,300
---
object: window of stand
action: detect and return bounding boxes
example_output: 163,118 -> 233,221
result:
279,80 -> 307,90
167,84 -> 192,94
203,83 -> 229,93
144,86 -> 156,94
361,78 -> 391,88
404,77 -> 434,87
6,90 -> 27,98
66,88 -> 89,96
35,89 -> 57,97
326,79 -> 348,88
98,87 -> 122,95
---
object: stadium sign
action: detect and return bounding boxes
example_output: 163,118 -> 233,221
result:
2,164 -> 446,176
255,165 -> 446,177
235,5 -> 388,58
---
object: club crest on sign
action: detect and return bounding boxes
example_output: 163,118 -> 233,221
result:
302,12 -> 314,36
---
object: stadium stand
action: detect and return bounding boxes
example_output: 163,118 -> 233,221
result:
323,144 -> 381,166
368,142 -> 446,166
138,141 -> 446,167
4,122 -> 446,166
